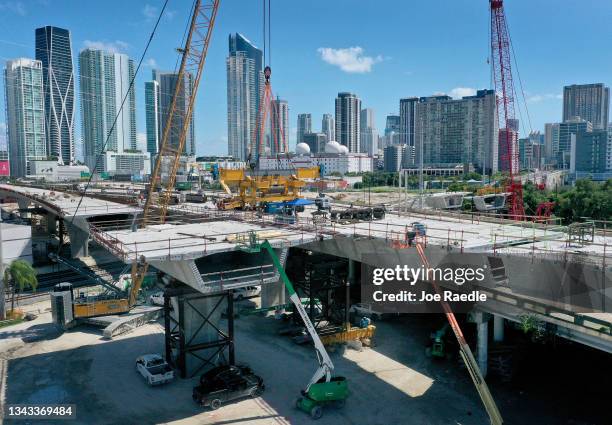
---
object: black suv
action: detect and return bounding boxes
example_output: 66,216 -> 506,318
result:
192,365 -> 265,410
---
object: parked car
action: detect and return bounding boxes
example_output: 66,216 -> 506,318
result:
193,365 -> 264,410
149,291 -> 164,306
349,302 -> 387,321
136,354 -> 174,386
233,286 -> 261,301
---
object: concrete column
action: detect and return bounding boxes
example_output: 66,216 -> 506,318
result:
477,320 -> 488,377
66,218 -> 90,258
182,294 -> 228,377
470,311 -> 489,377
17,199 -> 30,219
493,315 -> 504,342
261,248 -> 287,311
47,213 -> 56,234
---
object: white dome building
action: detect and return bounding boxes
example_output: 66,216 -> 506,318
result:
324,140 -> 342,154
339,145 -> 349,155
295,142 -> 311,155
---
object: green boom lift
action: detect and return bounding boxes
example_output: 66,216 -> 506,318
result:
241,234 -> 348,420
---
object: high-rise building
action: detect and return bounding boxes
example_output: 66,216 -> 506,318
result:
544,123 -> 560,165
271,97 -> 289,154
35,26 -> 75,165
227,33 -> 263,161
335,92 -> 361,153
153,70 -> 196,156
563,83 -> 609,130
79,49 -> 148,174
321,113 -> 335,142
507,118 -> 519,133
383,144 -> 406,172
399,97 -> 418,147
558,118 -> 592,169
414,90 -> 498,175
498,128 -> 519,173
144,80 -> 160,160
297,113 -> 312,146
303,133 -> 326,154
360,108 -> 377,155
608,128 -> 612,171
519,137 -> 542,170
4,58 -> 47,177
382,114 -> 400,148
571,130 -> 609,174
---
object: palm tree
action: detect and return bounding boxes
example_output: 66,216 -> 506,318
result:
3,260 -> 37,318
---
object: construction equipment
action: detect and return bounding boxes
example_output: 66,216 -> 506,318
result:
415,243 -> 503,425
216,167 -> 321,210
142,0 -> 220,226
241,237 -> 348,420
425,323 -> 452,359
490,0 -> 524,220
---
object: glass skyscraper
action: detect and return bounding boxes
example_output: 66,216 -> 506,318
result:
335,92 -> 361,153
35,26 -> 75,165
79,49 -> 137,173
149,70 -> 196,157
4,58 -> 47,177
227,33 -> 263,161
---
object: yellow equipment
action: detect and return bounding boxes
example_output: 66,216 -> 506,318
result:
72,1 -> 220,320
73,257 -> 149,319
217,166 -> 320,210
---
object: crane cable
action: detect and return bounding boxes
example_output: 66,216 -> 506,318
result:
70,0 -> 169,221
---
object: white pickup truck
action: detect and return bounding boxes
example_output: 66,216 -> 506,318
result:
136,354 -> 174,386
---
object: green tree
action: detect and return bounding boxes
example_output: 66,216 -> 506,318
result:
2,260 -> 37,318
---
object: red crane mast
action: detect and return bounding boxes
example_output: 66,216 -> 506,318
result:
490,0 -> 525,220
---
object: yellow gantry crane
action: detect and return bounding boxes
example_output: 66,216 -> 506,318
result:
216,166 -> 321,210
143,0 -> 220,226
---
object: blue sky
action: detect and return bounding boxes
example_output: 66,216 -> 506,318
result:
1,0 -> 611,157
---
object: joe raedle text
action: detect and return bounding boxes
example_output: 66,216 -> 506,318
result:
369,265 -> 488,306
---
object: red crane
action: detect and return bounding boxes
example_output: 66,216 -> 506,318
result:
490,0 -> 525,220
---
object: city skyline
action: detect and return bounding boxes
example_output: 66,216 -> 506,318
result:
1,1 -> 612,158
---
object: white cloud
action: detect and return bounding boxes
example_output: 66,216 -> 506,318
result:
83,40 -> 129,53
449,87 -> 477,99
526,93 -> 562,103
164,9 -> 176,20
0,1 -> 26,16
142,4 -> 157,20
145,58 -> 157,68
317,47 -> 382,73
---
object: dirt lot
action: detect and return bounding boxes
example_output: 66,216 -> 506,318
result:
0,299 -> 608,424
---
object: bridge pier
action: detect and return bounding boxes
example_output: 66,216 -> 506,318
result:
471,311 -> 489,377
165,288 -> 234,378
66,217 -> 90,258
17,199 -> 30,219
261,247 -> 288,311
493,315 -> 504,342
47,213 -> 56,234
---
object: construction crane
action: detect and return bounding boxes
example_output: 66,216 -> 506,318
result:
490,0 -> 525,220
416,244 -> 503,425
74,0 -> 219,318
142,0 -> 220,226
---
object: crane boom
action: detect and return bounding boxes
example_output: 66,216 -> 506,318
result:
490,0 -> 524,220
416,244 -> 503,425
143,0 -> 220,225
260,240 -> 334,391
